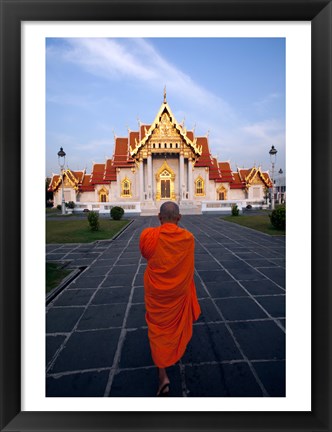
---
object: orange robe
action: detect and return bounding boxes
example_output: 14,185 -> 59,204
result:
139,223 -> 201,368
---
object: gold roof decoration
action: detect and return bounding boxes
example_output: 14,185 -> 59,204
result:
130,99 -> 202,158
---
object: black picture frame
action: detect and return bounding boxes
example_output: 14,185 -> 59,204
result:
1,0 -> 331,431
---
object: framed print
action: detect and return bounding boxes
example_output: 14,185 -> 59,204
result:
1,0 -> 331,431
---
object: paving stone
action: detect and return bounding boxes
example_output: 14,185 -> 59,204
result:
229,321 -> 285,360
46,307 -> 85,333
52,289 -> 96,307
206,281 -> 248,298
132,286 -> 144,303
198,270 -> 234,284
253,360 -> 286,396
126,303 -> 146,328
255,295 -> 286,318
91,287 -> 131,305
257,267 -> 285,288
194,280 -> 209,299
117,257 -> 140,266
72,275 -> 105,288
185,363 -> 263,397
77,304 -> 127,330
46,253 -> 69,260
194,253 -> 214,262
226,266 -> 268,281
109,265 -> 138,275
46,370 -> 109,397
50,329 -> 121,373
81,266 -> 111,277
133,272 -> 144,286
244,258 -> 278,268
182,323 -> 242,363
240,279 -> 284,296
46,335 -> 66,367
102,273 -> 135,287
215,297 -> 269,321
119,329 -> 153,368
137,264 -> 147,273
92,259 -> 117,267
197,299 -> 222,323
194,260 -> 221,271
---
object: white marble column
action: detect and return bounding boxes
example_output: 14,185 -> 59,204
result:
147,153 -> 152,200
188,158 -> 193,200
179,152 -> 184,201
139,158 -> 144,201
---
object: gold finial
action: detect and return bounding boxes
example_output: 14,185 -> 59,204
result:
163,85 -> 167,103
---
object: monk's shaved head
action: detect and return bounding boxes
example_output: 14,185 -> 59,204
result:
159,201 -> 181,224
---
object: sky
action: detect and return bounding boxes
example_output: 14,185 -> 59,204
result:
46,37 -> 285,178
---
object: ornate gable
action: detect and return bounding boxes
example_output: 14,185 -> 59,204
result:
244,167 -> 272,189
130,101 -> 202,158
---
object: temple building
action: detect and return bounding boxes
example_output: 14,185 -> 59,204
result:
48,94 -> 272,215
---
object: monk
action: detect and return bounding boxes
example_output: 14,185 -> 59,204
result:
139,201 -> 201,396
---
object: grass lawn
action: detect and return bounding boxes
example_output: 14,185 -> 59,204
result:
223,213 -> 285,235
46,262 -> 72,293
46,218 -> 129,243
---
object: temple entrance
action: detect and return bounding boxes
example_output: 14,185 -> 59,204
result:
161,179 -> 171,199
155,160 -> 176,201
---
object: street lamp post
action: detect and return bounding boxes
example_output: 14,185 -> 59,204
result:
278,168 -> 283,204
269,145 -> 277,210
57,147 -> 66,215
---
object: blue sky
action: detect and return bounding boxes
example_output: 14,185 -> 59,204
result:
46,37 -> 285,177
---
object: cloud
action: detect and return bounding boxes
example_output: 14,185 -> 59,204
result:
53,38 -> 236,122
253,93 -> 282,114
46,38 -> 285,174
242,119 -> 284,146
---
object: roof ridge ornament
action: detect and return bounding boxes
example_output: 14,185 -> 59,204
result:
163,85 -> 167,104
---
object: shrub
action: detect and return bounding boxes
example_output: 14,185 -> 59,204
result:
231,204 -> 240,216
269,206 -> 286,230
246,204 -> 252,210
111,206 -> 124,220
56,204 -> 61,211
87,211 -> 100,231
65,201 -> 75,209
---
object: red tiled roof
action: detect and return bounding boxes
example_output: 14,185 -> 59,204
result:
79,174 -> 95,192
104,159 -> 117,182
230,172 -> 246,189
217,162 -> 234,183
113,138 -> 135,168
186,131 -> 194,141
194,137 -> 222,180
90,163 -> 107,184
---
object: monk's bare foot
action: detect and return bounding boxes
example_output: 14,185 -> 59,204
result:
157,368 -> 170,396
157,380 -> 170,396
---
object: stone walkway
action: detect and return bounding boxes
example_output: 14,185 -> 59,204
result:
46,215 -> 285,397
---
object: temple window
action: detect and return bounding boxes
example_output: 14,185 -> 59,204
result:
217,186 -> 227,200
121,178 -> 132,197
98,188 -> 108,202
195,176 -> 205,196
